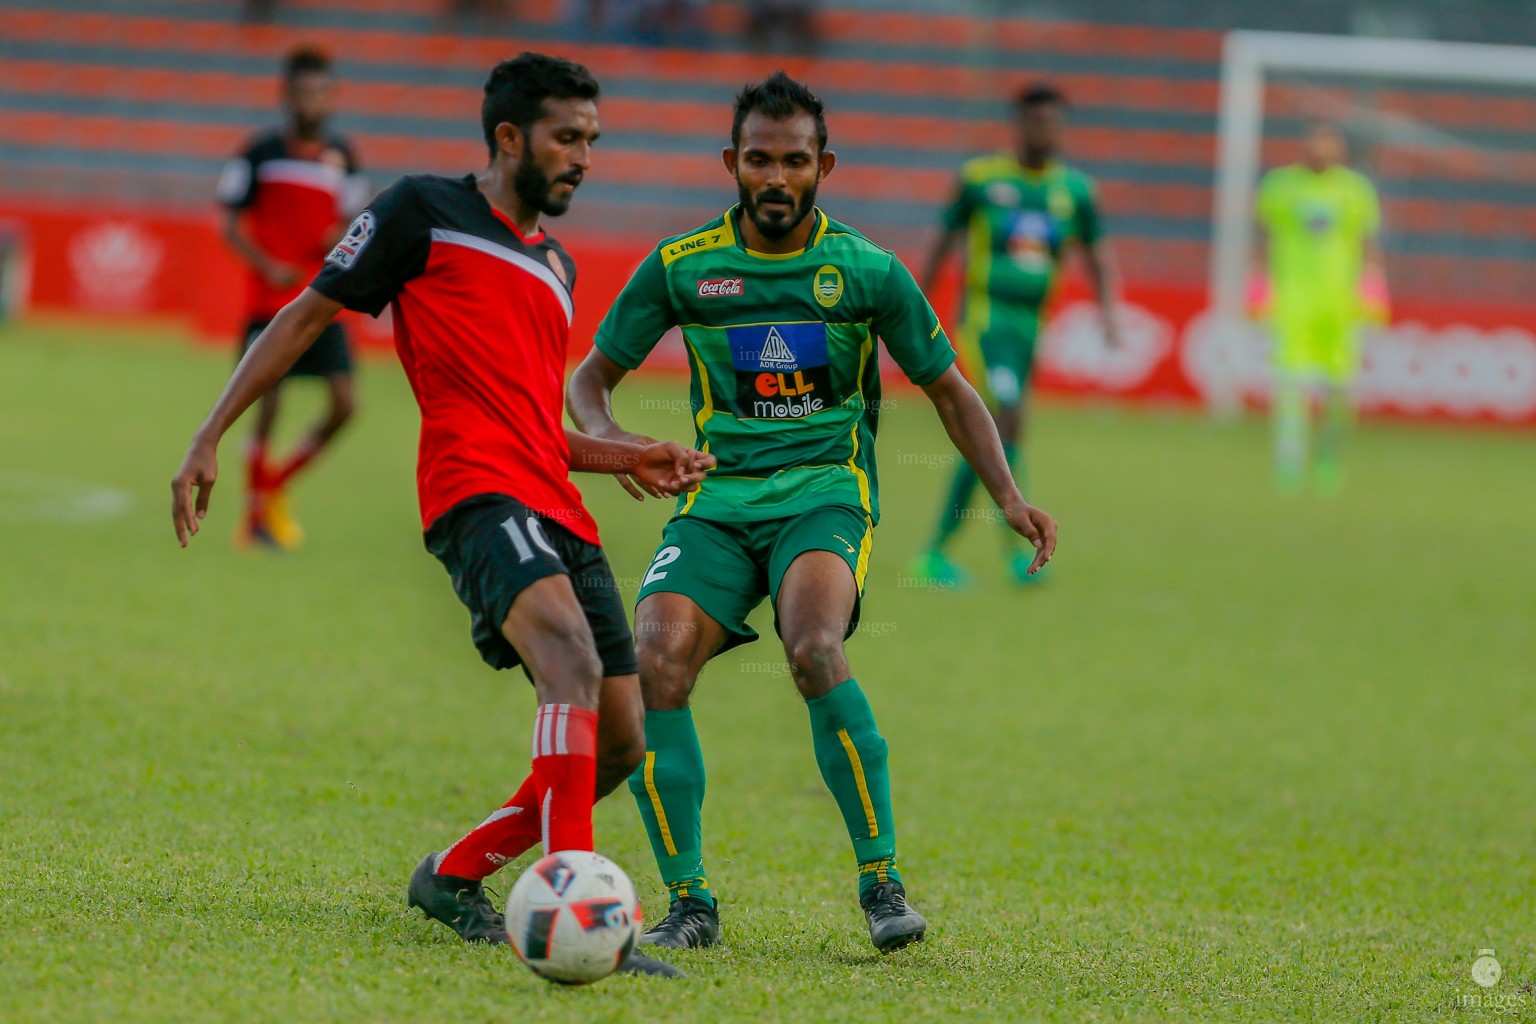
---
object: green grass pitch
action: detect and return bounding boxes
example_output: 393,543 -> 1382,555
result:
1,322 -> 1531,1022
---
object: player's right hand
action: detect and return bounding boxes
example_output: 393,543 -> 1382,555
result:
632,441 -> 715,499
1004,498 -> 1058,574
171,440 -> 219,547
611,432 -> 659,500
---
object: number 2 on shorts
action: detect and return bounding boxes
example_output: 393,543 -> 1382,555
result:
643,545 -> 681,586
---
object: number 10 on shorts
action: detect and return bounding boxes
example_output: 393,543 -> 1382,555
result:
501,514 -> 559,563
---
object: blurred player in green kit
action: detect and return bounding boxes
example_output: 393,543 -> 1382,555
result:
568,72 -> 1057,954
912,82 -> 1119,587
1253,121 -> 1387,496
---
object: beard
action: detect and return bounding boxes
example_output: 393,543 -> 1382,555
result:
738,177 -> 817,241
514,159 -> 582,217
291,112 -> 325,139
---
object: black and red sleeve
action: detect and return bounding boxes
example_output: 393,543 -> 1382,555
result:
215,139 -> 262,210
311,177 -> 430,316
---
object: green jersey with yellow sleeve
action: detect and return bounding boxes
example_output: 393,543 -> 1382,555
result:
592,205 -> 956,525
943,155 -> 1102,318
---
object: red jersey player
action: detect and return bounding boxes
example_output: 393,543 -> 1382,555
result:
216,46 -> 365,549
173,53 -> 709,977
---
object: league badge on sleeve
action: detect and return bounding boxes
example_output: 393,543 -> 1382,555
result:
326,210 -> 376,269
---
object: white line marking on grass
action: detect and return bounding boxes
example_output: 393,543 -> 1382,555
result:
0,469 -> 133,523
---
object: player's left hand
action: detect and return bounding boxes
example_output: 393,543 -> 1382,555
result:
631,441 -> 715,499
1004,498 -> 1058,574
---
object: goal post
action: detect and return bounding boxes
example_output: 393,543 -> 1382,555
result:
1206,30 -> 1536,416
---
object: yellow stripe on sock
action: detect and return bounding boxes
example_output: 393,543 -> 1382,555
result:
837,728 -> 879,838
643,751 -> 678,857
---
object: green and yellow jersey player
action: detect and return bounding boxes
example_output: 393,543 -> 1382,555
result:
912,82 -> 1119,587
1253,121 -> 1386,496
568,73 -> 1057,954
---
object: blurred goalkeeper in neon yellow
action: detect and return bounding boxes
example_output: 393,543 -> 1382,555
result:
1253,121 -> 1388,495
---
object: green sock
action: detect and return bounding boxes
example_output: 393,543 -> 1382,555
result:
1316,384 -> 1352,470
626,708 -> 713,906
931,460 -> 978,551
1272,375 -> 1310,480
806,678 -> 901,896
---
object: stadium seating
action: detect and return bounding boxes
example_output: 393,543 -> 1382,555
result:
1,0 -> 1531,300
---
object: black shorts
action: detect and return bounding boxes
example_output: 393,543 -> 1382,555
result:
424,493 -> 638,678
242,318 -> 352,378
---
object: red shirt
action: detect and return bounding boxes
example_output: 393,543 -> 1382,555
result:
218,129 -> 361,320
311,174 -> 598,543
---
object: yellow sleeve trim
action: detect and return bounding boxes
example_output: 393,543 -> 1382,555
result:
661,213 -> 738,267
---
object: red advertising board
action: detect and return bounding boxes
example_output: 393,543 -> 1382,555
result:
5,199 -> 1532,426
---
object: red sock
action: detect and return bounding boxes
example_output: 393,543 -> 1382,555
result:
245,441 -> 270,527
434,704 -> 598,880
532,703 -> 598,854
271,436 -> 323,489
436,775 -> 541,881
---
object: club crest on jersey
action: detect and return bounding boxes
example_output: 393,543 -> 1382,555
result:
986,181 -> 1021,207
727,323 -> 833,419
813,265 -> 843,308
326,210 -> 375,269
697,277 -> 744,298
1047,186 -> 1076,222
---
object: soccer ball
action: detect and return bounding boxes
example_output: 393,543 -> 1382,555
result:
504,851 -> 642,985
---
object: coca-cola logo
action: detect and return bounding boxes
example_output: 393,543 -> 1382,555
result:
698,278 -> 744,298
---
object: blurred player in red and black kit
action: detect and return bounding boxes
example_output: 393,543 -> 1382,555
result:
174,53 -> 706,976
216,45 -> 365,549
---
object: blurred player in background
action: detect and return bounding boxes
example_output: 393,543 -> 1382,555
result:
216,45 -> 365,548
1254,121 -> 1386,496
911,82 -> 1117,588
178,52 -> 703,977
569,72 -> 1056,954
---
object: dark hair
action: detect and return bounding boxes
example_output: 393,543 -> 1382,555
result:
482,52 -> 601,157
731,71 -> 828,153
283,45 -> 331,83
1015,81 -> 1068,110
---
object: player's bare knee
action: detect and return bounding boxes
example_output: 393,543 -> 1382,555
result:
544,644 -> 604,707
515,620 -> 603,707
332,393 -> 356,428
784,631 -> 847,697
599,732 -> 646,782
635,634 -> 693,710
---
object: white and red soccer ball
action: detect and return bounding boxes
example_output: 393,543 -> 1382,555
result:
505,851 -> 642,984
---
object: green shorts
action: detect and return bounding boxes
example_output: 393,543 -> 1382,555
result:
959,301 -> 1042,409
636,504 -> 873,653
